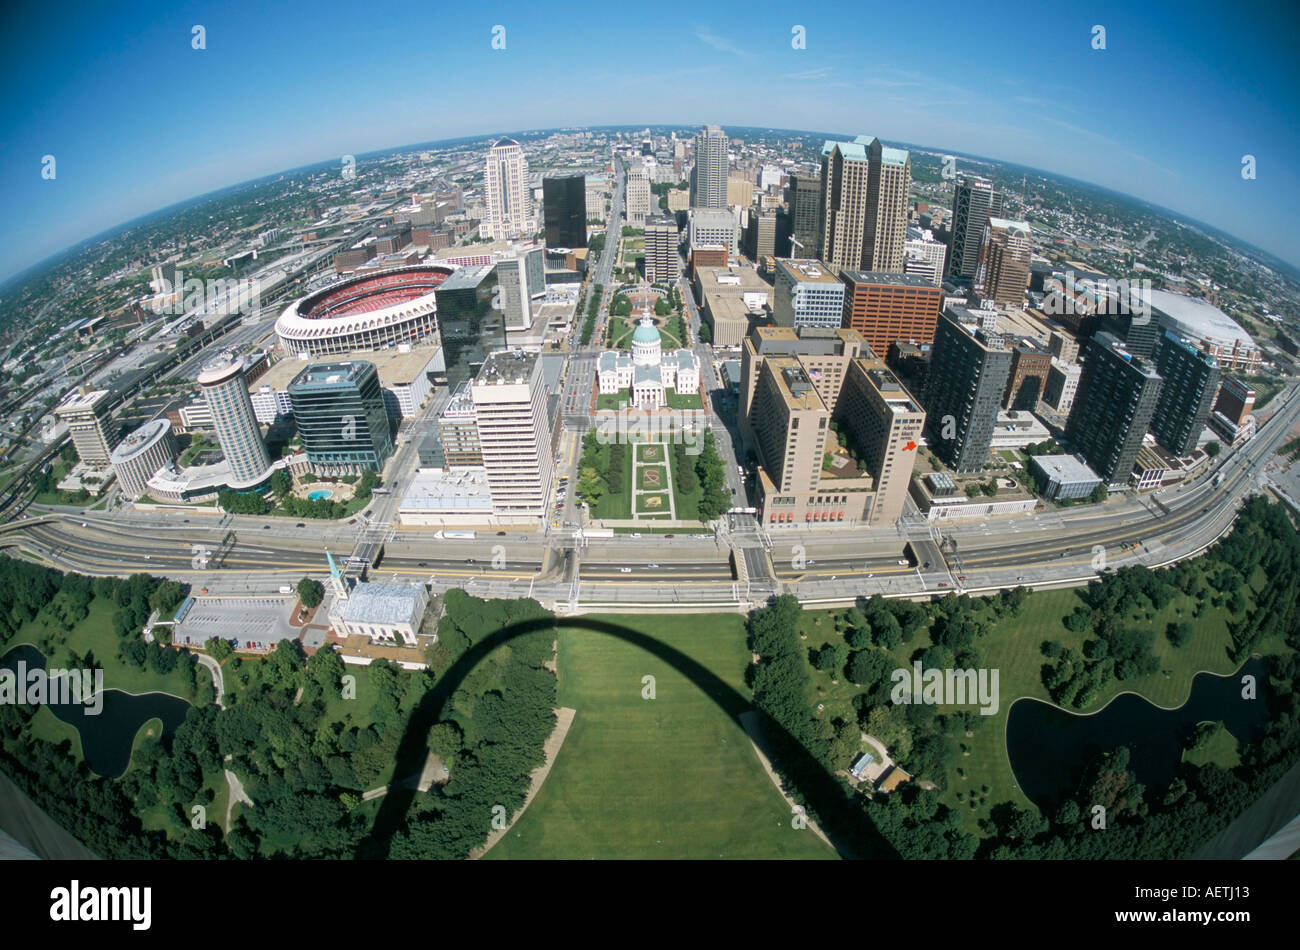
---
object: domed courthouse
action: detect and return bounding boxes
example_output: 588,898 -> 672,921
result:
597,317 -> 700,409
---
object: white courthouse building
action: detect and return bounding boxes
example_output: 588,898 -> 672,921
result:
597,317 -> 699,409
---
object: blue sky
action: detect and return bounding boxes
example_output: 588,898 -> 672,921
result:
2,0 -> 1298,283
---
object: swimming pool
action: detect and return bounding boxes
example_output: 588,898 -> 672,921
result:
307,489 -> 333,501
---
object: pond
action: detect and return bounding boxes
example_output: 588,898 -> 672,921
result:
1005,656 -> 1269,811
1,645 -> 192,779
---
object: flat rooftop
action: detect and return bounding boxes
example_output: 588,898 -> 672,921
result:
256,348 -> 441,391
399,466 -> 494,512
777,258 -> 840,284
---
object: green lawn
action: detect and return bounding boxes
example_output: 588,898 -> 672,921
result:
664,389 -> 702,410
12,598 -> 199,701
589,443 -> 633,520
596,390 -> 629,411
28,704 -> 84,761
797,560 -> 1269,836
1182,721 -> 1241,769
487,614 -> 837,859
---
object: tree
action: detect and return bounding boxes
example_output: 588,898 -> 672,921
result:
1166,620 -> 1193,648
270,469 -> 292,499
1205,441 -> 1221,458
206,636 -> 234,662
297,577 -> 324,609
1089,483 -> 1109,504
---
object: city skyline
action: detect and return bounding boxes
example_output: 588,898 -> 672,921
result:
2,0 -> 1298,284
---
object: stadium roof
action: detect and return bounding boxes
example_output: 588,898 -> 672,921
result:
1144,289 -> 1254,347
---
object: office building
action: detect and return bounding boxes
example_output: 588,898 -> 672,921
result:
786,172 -> 822,259
197,354 -> 273,488
435,264 -> 504,390
644,215 -> 680,284
494,247 -> 544,332
542,173 -> 587,248
1214,377 -> 1255,425
1029,454 -> 1103,502
626,166 -> 651,227
54,389 -> 119,468
471,349 -> 553,518
903,227 -> 947,286
727,174 -> 754,208
739,325 -> 865,453
690,125 -> 728,209
948,177 -> 1004,280
288,361 -> 393,475
839,271 -> 942,357
110,418 -> 177,500
436,382 -> 482,468
1152,331 -> 1221,456
1042,358 -> 1082,415
923,307 -> 1014,472
746,211 -> 787,261
483,139 -> 530,240
1003,340 -> 1053,410
773,259 -> 846,329
742,330 -> 921,528
1065,332 -> 1164,487
688,208 -> 740,260
837,358 -> 926,525
975,218 -> 1033,307
693,264 -> 771,347
1049,329 -> 1080,364
820,135 -> 911,274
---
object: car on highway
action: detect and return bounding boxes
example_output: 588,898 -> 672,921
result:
647,562 -> 659,569
497,531 -> 507,536
619,567 -> 632,573
81,522 -> 87,527
296,523 -> 305,528
465,558 -> 477,565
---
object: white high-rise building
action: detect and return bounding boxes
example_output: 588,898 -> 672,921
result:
626,166 -> 651,227
471,349 -> 553,519
54,389 -> 119,468
483,139 -> 531,240
904,227 -> 947,286
690,125 -> 728,209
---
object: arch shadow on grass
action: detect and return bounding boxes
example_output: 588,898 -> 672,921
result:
358,615 -> 899,860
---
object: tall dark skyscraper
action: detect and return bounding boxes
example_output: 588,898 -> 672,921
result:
924,306 -> 1013,472
1098,299 -> 1159,360
288,361 -> 393,474
1152,330 -> 1221,455
948,176 -> 1003,280
1066,332 -> 1164,485
786,172 -> 822,259
435,264 -> 504,390
542,173 -> 587,249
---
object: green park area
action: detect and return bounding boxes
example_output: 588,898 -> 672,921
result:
488,614 -> 836,859
577,431 -> 730,524
773,499 -> 1295,855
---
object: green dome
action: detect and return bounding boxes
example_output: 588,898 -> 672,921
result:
631,320 -> 661,344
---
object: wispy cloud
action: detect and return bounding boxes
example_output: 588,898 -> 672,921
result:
783,66 -> 832,81
695,26 -> 755,60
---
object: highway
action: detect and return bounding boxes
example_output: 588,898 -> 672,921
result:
4,377 -> 1297,612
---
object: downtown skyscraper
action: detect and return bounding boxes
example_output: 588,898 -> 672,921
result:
483,138 -> 530,240
948,176 -> 1004,280
819,135 -> 911,275
690,125 -> 728,209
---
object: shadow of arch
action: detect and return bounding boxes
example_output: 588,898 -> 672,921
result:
358,614 -> 898,860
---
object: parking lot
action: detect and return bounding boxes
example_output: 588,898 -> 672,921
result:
173,596 -> 296,651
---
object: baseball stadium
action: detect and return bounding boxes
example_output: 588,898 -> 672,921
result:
275,264 -> 456,356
